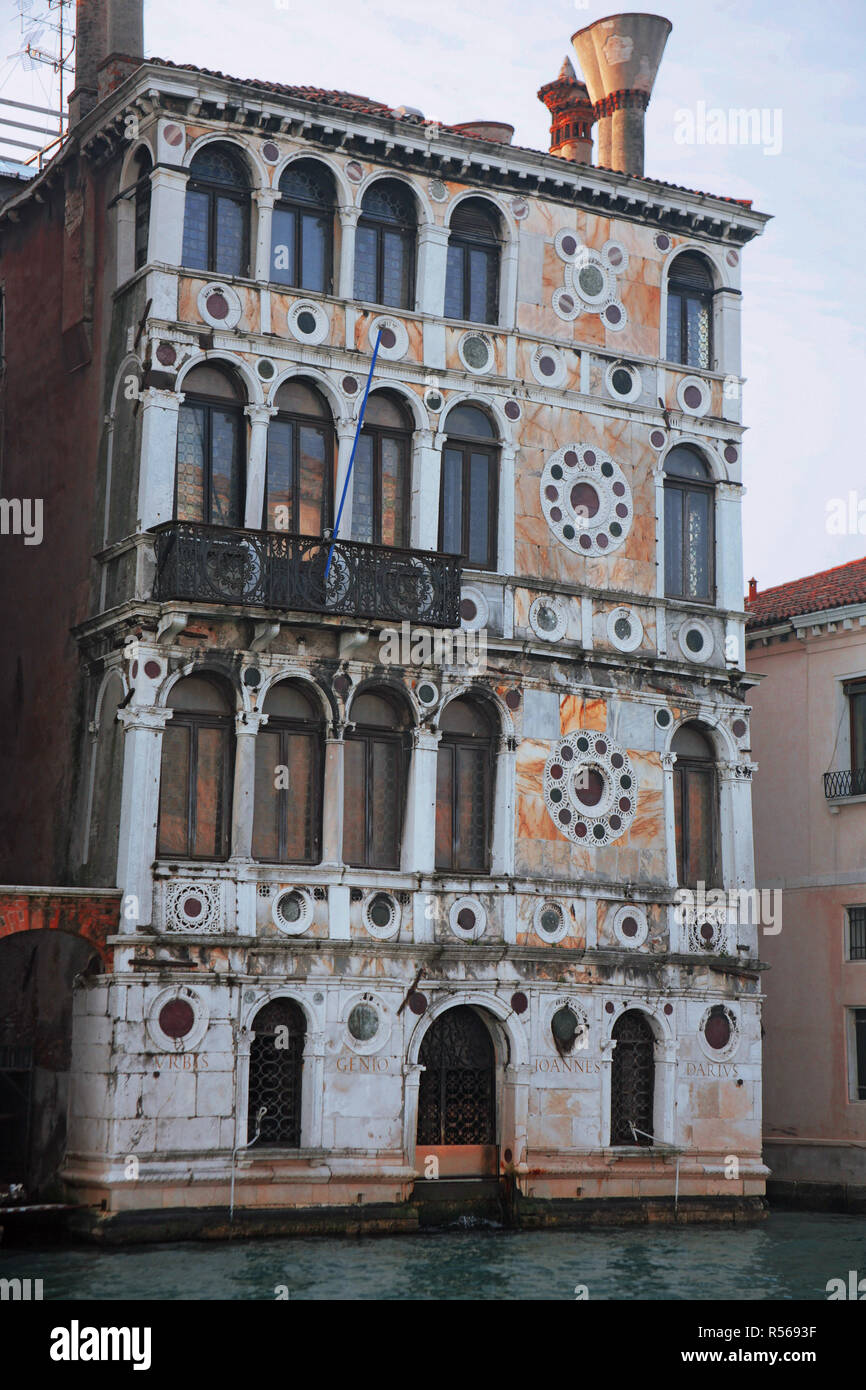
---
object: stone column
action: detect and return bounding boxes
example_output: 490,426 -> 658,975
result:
497,441 -> 516,576
252,188 -> 278,283
321,733 -> 345,866
715,480 -> 743,615
416,223 -> 450,316
491,735 -> 517,876
403,728 -> 440,874
661,751 -> 680,949
137,388 -> 183,531
412,428 -> 445,552
147,166 -> 188,268
244,404 -> 278,530
333,419 -> 358,539
230,711 -> 268,862
599,1037 -> 616,1147
337,205 -> 360,302
655,1038 -> 679,1146
115,705 -> 172,930
718,761 -> 758,952
403,1061 -> 425,1169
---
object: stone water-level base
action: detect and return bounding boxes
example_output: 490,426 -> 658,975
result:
67,1191 -> 768,1244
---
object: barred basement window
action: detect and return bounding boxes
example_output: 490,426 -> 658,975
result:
248,999 -> 305,1147
354,179 -> 416,310
157,676 -> 234,860
672,722 -> 719,889
439,402 -> 499,571
252,681 -> 323,864
848,907 -> 866,962
435,696 -> 495,872
444,198 -> 501,325
182,143 -> 250,278
663,445 -> 714,604
264,378 -> 333,535
176,364 -> 246,527
666,250 -> 714,369
270,159 -> 334,293
610,1010 -> 654,1145
350,390 -> 411,548
343,688 -> 411,869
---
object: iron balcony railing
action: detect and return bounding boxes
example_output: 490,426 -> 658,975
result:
151,521 -> 463,628
824,768 -> 866,799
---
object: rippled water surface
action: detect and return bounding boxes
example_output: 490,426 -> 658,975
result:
2,1213 -> 864,1300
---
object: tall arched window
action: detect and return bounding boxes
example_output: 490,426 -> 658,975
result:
351,390 -> 411,548
248,999 -> 305,1147
343,688 -> 411,869
666,251 -> 714,369
132,148 -> 152,271
439,403 -> 498,570
182,144 -> 250,277
264,379 -> 333,535
444,198 -> 501,324
611,1010 -> 655,1145
270,159 -> 334,293
157,676 -> 234,860
176,365 -> 246,527
672,722 -> 719,888
354,179 -> 416,309
663,445 -> 714,603
252,681 -> 323,864
435,697 -> 495,872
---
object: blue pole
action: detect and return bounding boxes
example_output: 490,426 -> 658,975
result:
324,329 -> 382,579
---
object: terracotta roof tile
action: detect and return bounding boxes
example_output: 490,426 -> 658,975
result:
147,58 -> 757,209
745,555 -> 866,627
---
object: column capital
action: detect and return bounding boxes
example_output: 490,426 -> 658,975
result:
141,386 -> 183,411
117,705 -> 172,732
718,759 -> 756,782
235,710 -> 269,735
413,427 -> 436,448
412,727 -> 442,752
338,204 -> 361,225
661,751 -> 677,771
252,188 -> 279,209
244,403 -> 278,425
417,222 -> 450,246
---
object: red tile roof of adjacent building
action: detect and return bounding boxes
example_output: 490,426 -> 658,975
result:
147,58 -> 755,209
745,556 -> 866,627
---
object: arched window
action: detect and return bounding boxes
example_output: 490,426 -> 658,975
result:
666,251 -> 714,369
435,697 -> 495,872
176,365 -> 246,527
132,148 -> 152,271
182,143 -> 250,277
354,179 -> 416,310
264,379 -> 333,535
270,159 -> 334,293
444,198 -> 501,324
351,390 -> 411,548
663,445 -> 714,603
157,676 -> 234,860
672,723 -> 719,888
343,688 -> 411,868
611,1010 -> 655,1145
252,682 -> 323,864
439,403 -> 498,570
417,1006 -> 496,1146
248,999 -> 305,1147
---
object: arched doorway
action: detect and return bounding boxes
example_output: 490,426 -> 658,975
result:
248,999 -> 306,1147
417,1005 -> 497,1176
611,1010 -> 655,1146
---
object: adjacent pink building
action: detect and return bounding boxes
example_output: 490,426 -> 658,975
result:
747,557 -> 866,1209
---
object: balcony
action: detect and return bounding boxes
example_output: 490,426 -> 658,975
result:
823,768 -> 866,799
151,522 -> 462,628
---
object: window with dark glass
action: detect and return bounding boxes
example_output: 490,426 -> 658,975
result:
847,906 -> 866,962
444,198 -> 500,324
672,723 -> 719,888
157,676 -> 233,860
175,365 -> 245,527
353,179 -> 416,310
846,679 -> 866,777
248,999 -> 305,1146
439,403 -> 498,570
855,1009 -> 866,1100
264,379 -> 332,535
664,445 -> 714,603
435,697 -> 495,872
666,251 -> 714,369
351,390 -> 411,547
252,682 -> 323,864
343,689 -> 410,869
270,159 -> 334,293
611,1010 -> 655,1145
181,144 -> 250,277
133,148 -> 152,271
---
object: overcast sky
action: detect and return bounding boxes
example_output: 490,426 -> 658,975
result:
2,0 -> 865,593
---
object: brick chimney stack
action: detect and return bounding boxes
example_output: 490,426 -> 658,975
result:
537,57 -> 595,164
69,0 -> 144,126
748,578 -> 758,601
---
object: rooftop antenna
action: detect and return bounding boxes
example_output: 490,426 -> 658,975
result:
3,0 -> 74,166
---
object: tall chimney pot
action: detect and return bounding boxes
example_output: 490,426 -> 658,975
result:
571,13 -> 671,175
69,0 -> 144,125
537,57 -> 595,164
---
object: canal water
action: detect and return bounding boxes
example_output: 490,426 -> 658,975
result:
2,1213 -> 865,1299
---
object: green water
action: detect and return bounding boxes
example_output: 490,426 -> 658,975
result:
2,1213 -> 865,1300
